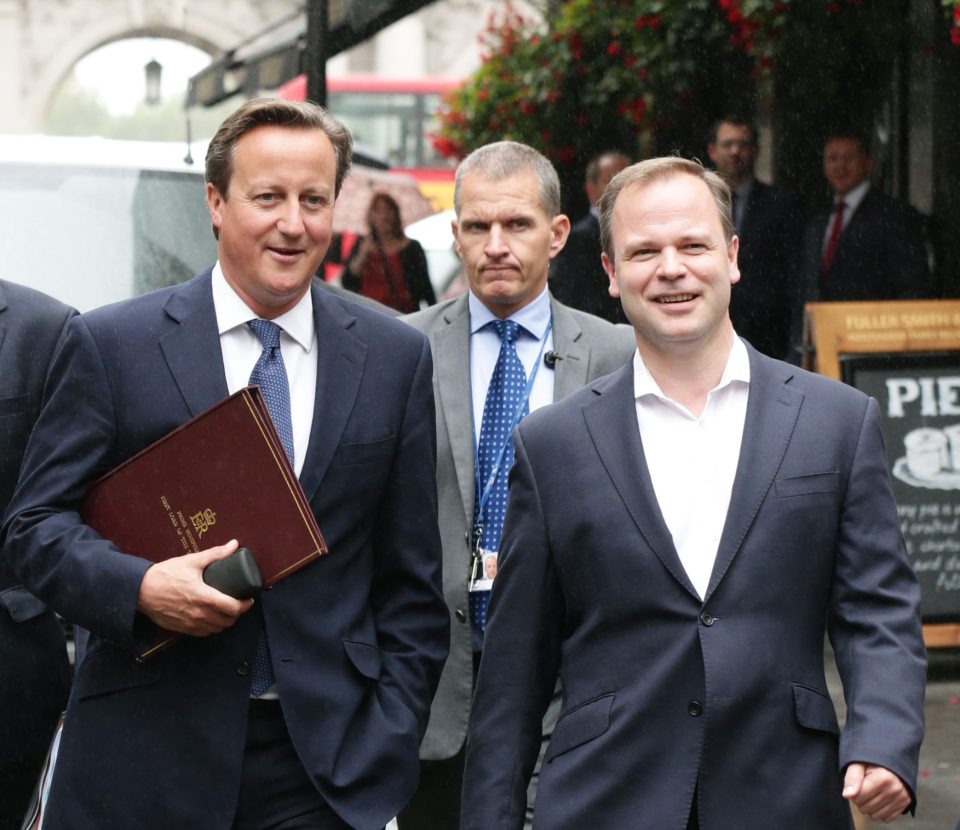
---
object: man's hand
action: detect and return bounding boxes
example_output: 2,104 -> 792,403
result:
843,763 -> 912,823
137,539 -> 254,636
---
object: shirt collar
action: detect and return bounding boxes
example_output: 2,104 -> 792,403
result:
633,335 -> 751,403
836,180 -> 870,213
211,261 -> 315,352
468,285 -> 552,339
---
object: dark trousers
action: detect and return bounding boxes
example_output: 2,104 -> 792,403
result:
232,700 -> 370,830
396,745 -> 466,830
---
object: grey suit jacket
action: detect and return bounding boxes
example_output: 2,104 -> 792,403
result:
404,293 -> 636,760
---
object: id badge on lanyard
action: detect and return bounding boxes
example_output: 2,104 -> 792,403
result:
468,318 -> 553,593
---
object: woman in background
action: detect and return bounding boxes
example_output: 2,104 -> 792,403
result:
343,192 -> 436,312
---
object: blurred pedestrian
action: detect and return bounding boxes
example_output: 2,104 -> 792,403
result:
707,115 -> 802,360
550,150 -> 631,323
343,192 -> 436,312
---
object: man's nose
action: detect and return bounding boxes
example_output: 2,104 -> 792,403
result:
659,247 -> 685,278
484,224 -> 507,255
277,200 -> 305,236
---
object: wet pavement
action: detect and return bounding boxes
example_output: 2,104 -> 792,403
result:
830,647 -> 960,830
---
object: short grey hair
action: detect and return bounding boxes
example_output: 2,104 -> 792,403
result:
598,157 -> 734,259
454,141 -> 561,218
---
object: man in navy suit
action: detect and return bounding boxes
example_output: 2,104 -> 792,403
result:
550,151 -> 631,323
707,116 -> 802,360
0,280 -> 74,830
794,131 -> 936,355
3,99 -> 448,830
462,157 -> 926,829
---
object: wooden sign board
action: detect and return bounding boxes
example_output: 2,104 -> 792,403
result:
805,300 -> 960,648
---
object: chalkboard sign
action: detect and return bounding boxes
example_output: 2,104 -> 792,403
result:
841,352 -> 960,622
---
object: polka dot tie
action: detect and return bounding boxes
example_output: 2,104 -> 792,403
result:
247,318 -> 294,697
471,319 -> 528,642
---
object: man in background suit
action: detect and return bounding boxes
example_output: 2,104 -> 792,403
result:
2,99 -> 448,830
0,280 -> 74,830
550,150 -> 631,323
462,157 -> 925,829
795,131 -> 935,354
400,142 -> 634,830
707,116 -> 801,360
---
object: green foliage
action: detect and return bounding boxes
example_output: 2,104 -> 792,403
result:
434,0 -> 752,167
434,0 -> 944,176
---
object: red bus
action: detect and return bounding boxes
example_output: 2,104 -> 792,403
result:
278,74 -> 460,210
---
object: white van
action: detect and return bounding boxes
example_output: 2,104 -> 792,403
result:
0,134 -> 216,312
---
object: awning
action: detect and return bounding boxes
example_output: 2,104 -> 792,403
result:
187,0 -> 436,107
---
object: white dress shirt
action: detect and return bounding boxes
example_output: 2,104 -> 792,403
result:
211,263 -> 317,478
633,337 -> 751,599
469,286 -> 555,448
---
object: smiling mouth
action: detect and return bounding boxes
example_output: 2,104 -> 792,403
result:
269,247 -> 303,257
657,294 -> 695,304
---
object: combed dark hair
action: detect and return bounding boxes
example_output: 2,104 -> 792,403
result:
205,97 -> 353,198
598,157 -> 734,259
454,141 -> 561,218
708,116 -> 758,147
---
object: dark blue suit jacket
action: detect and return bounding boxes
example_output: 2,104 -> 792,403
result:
0,280 -> 74,830
550,213 -> 626,325
730,180 -> 802,360
3,272 -> 449,830
462,344 -> 926,830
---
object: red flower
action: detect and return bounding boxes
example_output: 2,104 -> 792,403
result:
607,41 -> 622,57
519,100 -> 536,116
556,146 -> 576,165
624,55 -> 637,68
952,27 -> 960,46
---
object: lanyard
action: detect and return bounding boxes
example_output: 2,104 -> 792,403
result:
472,317 -> 553,547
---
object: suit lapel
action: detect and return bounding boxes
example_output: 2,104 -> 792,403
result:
550,298 -> 591,400
158,271 -> 229,417
298,284 -> 367,502
705,347 -> 803,600
432,296 -> 476,523
0,283 -> 8,367
582,363 -> 698,597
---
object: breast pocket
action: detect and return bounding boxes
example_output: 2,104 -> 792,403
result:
331,435 -> 396,467
0,393 -> 29,418
775,471 -> 840,499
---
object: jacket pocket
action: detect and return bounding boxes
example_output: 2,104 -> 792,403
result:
73,643 -> 164,700
0,393 -> 28,417
793,683 -> 840,734
0,586 -> 48,622
775,471 -> 840,499
545,693 -> 614,762
342,638 -> 383,681
332,435 -> 396,467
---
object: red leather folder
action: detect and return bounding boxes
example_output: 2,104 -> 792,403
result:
81,386 -> 327,590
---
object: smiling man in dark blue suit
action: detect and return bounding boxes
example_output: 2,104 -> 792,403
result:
3,99 -> 448,830
462,157 -> 925,829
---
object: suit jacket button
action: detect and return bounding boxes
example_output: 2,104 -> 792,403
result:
455,609 -> 467,623
700,612 -> 715,626
687,700 -> 703,717
237,661 -> 250,676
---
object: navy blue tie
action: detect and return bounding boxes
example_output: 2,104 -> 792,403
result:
471,319 -> 528,642
247,318 -> 294,696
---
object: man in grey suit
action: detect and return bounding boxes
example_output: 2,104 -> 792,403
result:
0,279 -> 74,830
400,141 -> 635,830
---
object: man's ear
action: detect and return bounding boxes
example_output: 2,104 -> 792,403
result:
206,182 -> 224,238
602,252 -> 620,298
548,214 -> 571,259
